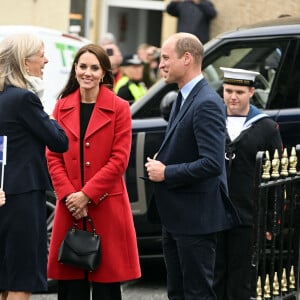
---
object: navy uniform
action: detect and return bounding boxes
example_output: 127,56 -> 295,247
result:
213,68 -> 283,300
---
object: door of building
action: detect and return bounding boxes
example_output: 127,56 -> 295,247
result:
100,0 -> 165,55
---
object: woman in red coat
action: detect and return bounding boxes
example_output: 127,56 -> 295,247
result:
46,44 -> 141,300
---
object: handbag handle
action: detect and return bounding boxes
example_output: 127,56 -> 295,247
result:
72,216 -> 97,237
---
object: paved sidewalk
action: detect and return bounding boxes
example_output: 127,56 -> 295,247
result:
31,279 -> 168,300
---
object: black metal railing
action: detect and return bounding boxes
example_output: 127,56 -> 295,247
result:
251,146 -> 300,300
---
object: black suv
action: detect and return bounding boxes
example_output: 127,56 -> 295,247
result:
126,16 -> 300,260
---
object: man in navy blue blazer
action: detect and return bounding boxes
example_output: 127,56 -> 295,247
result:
145,33 -> 240,299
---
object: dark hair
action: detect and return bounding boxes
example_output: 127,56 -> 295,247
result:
58,43 -> 114,99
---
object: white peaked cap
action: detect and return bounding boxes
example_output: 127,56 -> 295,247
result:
220,67 -> 260,86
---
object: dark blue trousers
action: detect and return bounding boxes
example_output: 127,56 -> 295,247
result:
162,227 -> 217,300
213,226 -> 254,300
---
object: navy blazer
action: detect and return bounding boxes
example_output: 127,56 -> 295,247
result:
152,79 -> 240,235
0,86 -> 68,195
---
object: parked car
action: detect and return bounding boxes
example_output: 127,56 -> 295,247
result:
126,16 -> 300,260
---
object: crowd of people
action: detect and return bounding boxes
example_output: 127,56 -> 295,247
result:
99,32 -> 161,105
0,5 -> 285,299
97,0 -> 218,107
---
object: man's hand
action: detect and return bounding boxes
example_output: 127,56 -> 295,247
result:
145,157 -> 166,182
266,231 -> 272,241
0,189 -> 5,207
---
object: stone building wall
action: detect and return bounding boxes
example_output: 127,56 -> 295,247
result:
210,0 -> 298,39
162,0 -> 299,42
0,0 -> 298,44
0,0 -> 70,32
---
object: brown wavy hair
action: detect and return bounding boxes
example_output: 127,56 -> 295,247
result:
58,43 -> 114,99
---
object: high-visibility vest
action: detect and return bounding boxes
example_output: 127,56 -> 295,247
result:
114,76 -> 146,101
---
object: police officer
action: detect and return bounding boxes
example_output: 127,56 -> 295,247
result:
114,54 -> 147,104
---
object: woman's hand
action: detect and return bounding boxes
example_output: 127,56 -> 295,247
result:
73,206 -> 88,220
65,191 -> 90,219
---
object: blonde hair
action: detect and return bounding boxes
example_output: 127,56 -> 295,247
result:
0,33 -> 43,91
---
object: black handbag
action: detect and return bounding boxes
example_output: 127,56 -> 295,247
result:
58,216 -> 101,271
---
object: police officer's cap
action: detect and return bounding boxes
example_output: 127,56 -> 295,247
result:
121,54 -> 143,66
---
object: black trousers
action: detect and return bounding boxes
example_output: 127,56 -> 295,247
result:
213,226 -> 254,300
57,279 -> 121,300
162,227 -> 217,300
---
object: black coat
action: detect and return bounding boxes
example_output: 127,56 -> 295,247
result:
0,85 -> 68,194
225,117 -> 282,225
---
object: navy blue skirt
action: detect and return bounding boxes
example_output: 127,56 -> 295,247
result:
0,190 -> 47,293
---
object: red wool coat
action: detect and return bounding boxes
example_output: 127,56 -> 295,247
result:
46,86 -> 141,282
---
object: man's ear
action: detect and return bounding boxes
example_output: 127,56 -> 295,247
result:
249,87 -> 255,97
184,52 -> 192,66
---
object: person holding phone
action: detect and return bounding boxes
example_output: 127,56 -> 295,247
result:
100,41 -> 123,89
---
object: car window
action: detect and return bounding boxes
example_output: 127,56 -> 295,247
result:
132,82 -> 177,119
132,38 -> 300,120
203,41 -> 288,109
268,40 -> 300,109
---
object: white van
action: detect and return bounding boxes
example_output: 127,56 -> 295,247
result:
0,25 -> 90,113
